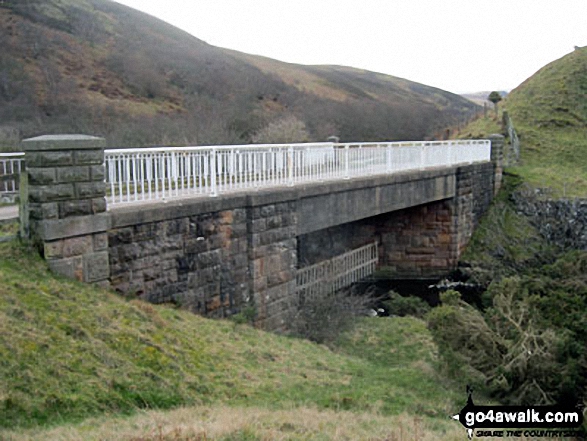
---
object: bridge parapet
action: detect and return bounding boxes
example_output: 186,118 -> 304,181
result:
104,140 -> 491,205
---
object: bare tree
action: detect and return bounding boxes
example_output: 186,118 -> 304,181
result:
252,115 -> 310,144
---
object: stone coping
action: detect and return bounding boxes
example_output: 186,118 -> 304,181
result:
108,164 -> 482,229
22,135 -> 106,151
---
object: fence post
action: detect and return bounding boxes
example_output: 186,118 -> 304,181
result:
20,134 -> 110,287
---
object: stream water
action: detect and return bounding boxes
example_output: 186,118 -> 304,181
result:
355,272 -> 485,315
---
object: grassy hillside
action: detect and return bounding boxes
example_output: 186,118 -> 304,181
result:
0,0 -> 478,149
459,48 -> 587,197
0,237 -> 469,439
505,47 -> 587,196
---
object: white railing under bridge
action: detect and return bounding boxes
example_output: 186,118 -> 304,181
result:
296,241 -> 379,301
104,139 -> 491,205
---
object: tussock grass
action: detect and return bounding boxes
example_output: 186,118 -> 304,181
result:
0,405 -> 466,441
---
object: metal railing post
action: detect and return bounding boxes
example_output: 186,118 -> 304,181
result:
210,148 -> 217,197
344,144 -> 350,179
288,145 -> 294,186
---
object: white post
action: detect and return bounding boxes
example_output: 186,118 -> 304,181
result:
344,144 -> 350,179
288,146 -> 294,186
210,148 -> 217,197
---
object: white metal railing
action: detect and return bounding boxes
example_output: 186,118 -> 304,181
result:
104,139 -> 491,205
296,241 -> 378,301
0,153 -> 25,193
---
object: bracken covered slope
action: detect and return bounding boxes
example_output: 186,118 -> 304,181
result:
0,0 -> 478,148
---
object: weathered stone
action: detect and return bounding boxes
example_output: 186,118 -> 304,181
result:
73,149 -> 104,166
83,251 -> 110,283
93,232 -> 109,251
62,235 -> 94,258
21,134 -> 499,332
44,240 -> 64,259
91,197 -> 107,214
40,213 -> 110,241
59,200 -> 93,218
260,205 -> 275,218
28,168 -> 56,185
89,165 -> 105,181
29,184 -> 75,203
251,218 -> 266,233
26,151 -> 74,167
29,202 -> 59,220
56,166 -> 91,183
48,256 -> 83,281
75,181 -> 105,199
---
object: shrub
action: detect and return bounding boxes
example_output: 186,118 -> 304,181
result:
288,285 -> 377,345
383,291 -> 430,318
427,286 -> 569,405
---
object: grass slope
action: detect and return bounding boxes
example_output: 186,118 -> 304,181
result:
457,48 -> 587,196
502,48 -> 587,196
0,238 -> 467,439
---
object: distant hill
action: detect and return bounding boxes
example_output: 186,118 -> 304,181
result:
0,0 -> 479,148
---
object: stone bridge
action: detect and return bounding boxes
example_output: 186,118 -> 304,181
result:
19,135 -> 504,330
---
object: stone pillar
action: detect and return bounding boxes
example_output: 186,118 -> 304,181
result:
488,134 -> 505,195
247,199 -> 298,331
20,135 -> 110,286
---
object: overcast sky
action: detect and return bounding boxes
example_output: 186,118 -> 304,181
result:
113,0 -> 586,94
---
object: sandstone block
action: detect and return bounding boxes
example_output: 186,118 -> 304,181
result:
28,168 -> 56,185
83,251 -> 110,283
75,181 -> 105,199
26,151 -> 74,167
73,149 -> 104,166
62,235 -> 94,257
56,166 -> 91,183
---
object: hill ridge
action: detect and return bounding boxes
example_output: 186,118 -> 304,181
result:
0,0 -> 478,148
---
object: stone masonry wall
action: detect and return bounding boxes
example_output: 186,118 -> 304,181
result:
454,162 -> 495,254
109,208 -> 249,318
377,199 -> 457,278
108,195 -> 299,329
248,201 -> 298,330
